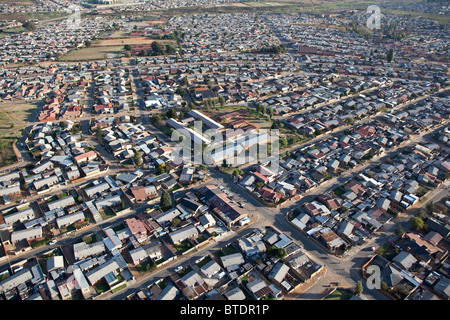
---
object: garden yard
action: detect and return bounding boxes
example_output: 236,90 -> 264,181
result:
375,243 -> 400,261
324,288 -> 354,300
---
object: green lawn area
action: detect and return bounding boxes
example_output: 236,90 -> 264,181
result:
196,256 -> 212,268
82,234 -> 97,244
111,283 -> 127,293
324,288 -> 354,300
58,192 -> 70,199
375,243 -> 400,261
333,187 -> 346,197
176,266 -> 192,278
30,238 -> 50,249
222,245 -> 238,255
94,281 -> 109,295
100,207 -> 116,220
135,260 -> 157,273
59,224 -> 76,235
112,223 -> 126,232
174,240 -> 194,253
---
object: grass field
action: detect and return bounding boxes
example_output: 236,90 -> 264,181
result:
324,288 -> 354,300
0,10 -> 69,22
0,102 -> 36,167
0,0 -> 34,4
61,36 -> 177,61
61,45 -> 125,61
0,103 -> 36,136
243,2 -> 290,7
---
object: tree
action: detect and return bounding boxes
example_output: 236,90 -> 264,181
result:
95,126 -> 103,137
355,280 -> 363,296
218,96 -> 225,107
255,181 -> 264,190
171,218 -> 181,228
165,44 -> 176,55
256,102 -> 263,114
434,203 -> 448,214
279,137 -> 288,149
151,41 -> 164,55
166,108 -> 177,119
157,162 -> 166,174
410,216 -> 424,231
232,169 -> 243,177
176,87 -> 186,96
22,21 -> 36,32
387,48 -> 395,63
395,225 -> 404,237
134,150 -> 142,166
426,202 -> 435,213
160,191 -> 172,209
267,245 -> 287,259
151,114 -> 162,124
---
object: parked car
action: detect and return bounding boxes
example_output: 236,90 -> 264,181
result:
175,265 -> 183,272
49,240 -> 57,245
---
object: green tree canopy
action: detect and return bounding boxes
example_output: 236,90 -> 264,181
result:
387,48 -> 395,63
410,216 -> 424,231
355,280 -> 363,296
134,150 -> 142,166
22,21 -> 36,31
160,191 -> 172,209
232,169 -> 244,177
166,108 -> 177,119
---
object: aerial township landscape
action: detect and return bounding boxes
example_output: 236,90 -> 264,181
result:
0,0 -> 448,303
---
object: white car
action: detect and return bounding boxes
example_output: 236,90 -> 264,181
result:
175,265 -> 183,272
49,240 -> 57,245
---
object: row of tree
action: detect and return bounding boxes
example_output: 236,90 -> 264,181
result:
124,42 -> 177,57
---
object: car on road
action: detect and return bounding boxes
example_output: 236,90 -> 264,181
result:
13,266 -> 23,273
49,240 -> 57,245
217,221 -> 224,227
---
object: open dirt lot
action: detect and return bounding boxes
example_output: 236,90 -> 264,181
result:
62,45 -> 124,61
0,102 -> 35,138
